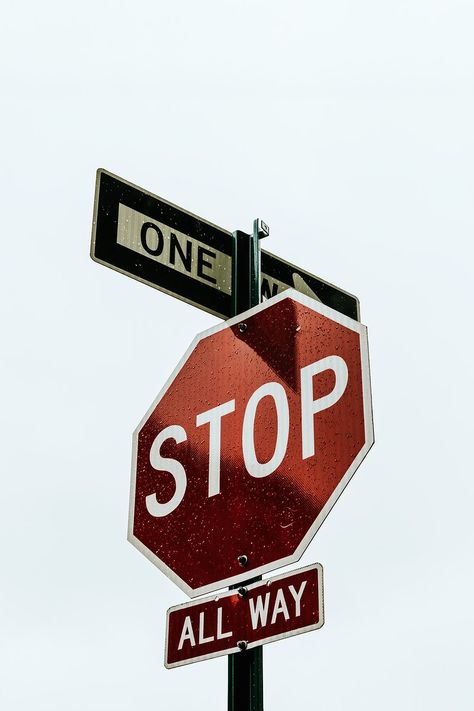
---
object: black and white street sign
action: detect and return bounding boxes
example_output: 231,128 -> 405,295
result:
91,170 -> 232,317
260,251 -> 359,320
91,170 -> 359,320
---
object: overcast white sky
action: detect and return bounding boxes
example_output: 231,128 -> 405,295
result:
1,1 -> 473,709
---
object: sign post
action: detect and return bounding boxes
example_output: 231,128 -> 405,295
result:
228,219 -> 267,710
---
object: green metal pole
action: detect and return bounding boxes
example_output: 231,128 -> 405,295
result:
228,219 -> 268,711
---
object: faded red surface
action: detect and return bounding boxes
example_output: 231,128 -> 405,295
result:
132,296 -> 368,593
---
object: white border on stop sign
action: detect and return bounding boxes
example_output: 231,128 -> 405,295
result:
128,288 -> 374,599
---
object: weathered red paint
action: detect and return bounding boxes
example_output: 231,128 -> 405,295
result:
128,292 -> 373,596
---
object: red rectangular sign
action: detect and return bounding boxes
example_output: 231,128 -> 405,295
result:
165,564 -> 323,668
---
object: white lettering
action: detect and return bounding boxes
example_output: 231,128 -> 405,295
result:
196,400 -> 236,496
178,616 -> 196,650
301,355 -> 348,460
216,607 -> 232,640
198,612 -> 214,644
288,580 -> 307,617
249,593 -> 271,630
145,355 -> 350,517
145,425 -> 187,517
242,382 -> 289,478
271,589 -> 290,624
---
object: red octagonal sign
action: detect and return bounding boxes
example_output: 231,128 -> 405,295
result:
128,290 -> 374,597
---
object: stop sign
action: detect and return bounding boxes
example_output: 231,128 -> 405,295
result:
128,290 -> 373,597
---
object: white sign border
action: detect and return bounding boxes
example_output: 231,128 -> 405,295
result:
128,289 -> 374,598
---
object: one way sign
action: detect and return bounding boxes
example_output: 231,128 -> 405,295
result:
91,170 -> 359,320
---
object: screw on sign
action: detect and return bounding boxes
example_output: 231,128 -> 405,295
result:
128,289 -> 374,597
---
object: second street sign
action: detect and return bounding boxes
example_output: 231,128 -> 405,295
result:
91,170 -> 360,320
165,564 -> 323,668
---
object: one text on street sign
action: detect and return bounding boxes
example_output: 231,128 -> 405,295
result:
91,169 -> 359,320
165,564 -> 323,668
128,291 -> 374,597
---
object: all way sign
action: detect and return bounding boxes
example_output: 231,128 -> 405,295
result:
91,170 -> 359,320
165,565 -> 323,668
